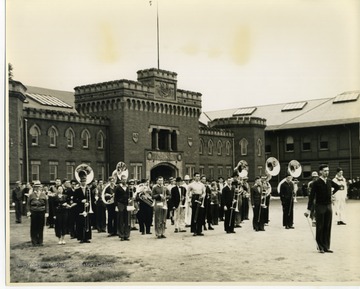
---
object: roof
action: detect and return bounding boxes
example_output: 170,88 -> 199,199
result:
23,86 -> 77,113
203,91 -> 360,130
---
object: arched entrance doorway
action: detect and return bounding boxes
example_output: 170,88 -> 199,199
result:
150,163 -> 176,182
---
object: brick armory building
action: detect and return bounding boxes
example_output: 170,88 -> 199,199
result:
8,68 -> 360,187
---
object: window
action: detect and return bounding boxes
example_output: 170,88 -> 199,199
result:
240,138 -> 248,156
217,140 -> 223,155
49,161 -> 58,181
65,128 -> 75,148
185,165 -> 195,178
199,139 -> 204,155
208,140 -> 214,155
81,129 -> 90,148
29,124 -> 41,146
66,162 -> 75,181
97,164 -> 105,180
257,138 -> 263,157
286,136 -> 294,152
302,164 -> 311,178
218,166 -> 223,178
130,163 -> 142,181
199,166 -> 205,176
226,166 -> 232,178
208,166 -> 214,180
151,128 -> 178,151
319,135 -> 329,150
97,130 -> 105,149
30,161 -> 41,181
302,137 -> 311,151
265,144 -> 271,154
226,141 -> 231,156
48,126 -> 58,147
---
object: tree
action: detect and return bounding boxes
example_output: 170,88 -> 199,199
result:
8,63 -> 13,80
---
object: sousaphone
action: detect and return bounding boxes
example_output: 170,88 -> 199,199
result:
75,163 -> 94,185
114,161 -> 129,181
234,160 -> 249,178
265,157 -> 281,177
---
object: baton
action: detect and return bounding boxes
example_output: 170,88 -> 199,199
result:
305,215 -> 319,251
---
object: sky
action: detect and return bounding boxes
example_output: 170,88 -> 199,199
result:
5,0 -> 360,112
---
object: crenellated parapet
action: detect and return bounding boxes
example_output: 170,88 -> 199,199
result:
23,107 -> 109,125
199,127 -> 234,138
209,116 -> 266,128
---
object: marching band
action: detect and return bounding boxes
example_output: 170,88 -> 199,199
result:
17,158 -> 347,254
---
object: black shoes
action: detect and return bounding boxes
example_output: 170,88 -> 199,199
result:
324,249 -> 333,253
337,221 -> 346,225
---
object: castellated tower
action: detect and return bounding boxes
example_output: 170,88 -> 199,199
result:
74,68 -> 202,180
209,116 -> 267,180
8,80 -> 27,183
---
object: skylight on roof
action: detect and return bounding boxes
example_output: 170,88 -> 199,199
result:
281,101 -> 307,112
26,93 -> 72,108
233,107 -> 257,116
333,92 -> 359,104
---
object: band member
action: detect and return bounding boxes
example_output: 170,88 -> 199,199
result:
95,179 -> 107,232
48,178 -> 62,228
305,164 -> 340,253
53,186 -> 71,245
209,181 -> 219,225
217,177 -> 225,222
183,175 -> 192,227
104,176 -> 117,237
332,168 -> 347,225
22,182 -> 31,217
152,176 -> 169,239
189,172 -> 206,236
65,179 -> 78,239
166,177 -> 176,225
234,177 -> 243,228
251,177 -> 266,231
89,179 -> 98,230
171,177 -> 187,233
115,177 -> 132,241
74,173 -> 93,243
26,181 -> 49,246
261,176 -> 272,226
222,179 -> 237,233
136,179 -> 153,235
307,171 -> 319,226
241,176 -> 250,221
280,173 -> 295,229
12,181 -> 23,223
201,175 -> 214,231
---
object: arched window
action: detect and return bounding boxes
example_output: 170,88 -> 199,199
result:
226,141 -> 231,156
286,136 -> 294,152
240,138 -> 248,156
29,124 -> 41,146
199,139 -> 204,155
97,130 -> 105,149
48,126 -> 59,147
208,139 -> 214,155
81,129 -> 91,149
65,127 -> 75,148
257,138 -> 263,157
217,140 -> 223,155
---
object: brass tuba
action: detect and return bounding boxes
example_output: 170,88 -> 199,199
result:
234,160 -> 249,178
288,160 -> 302,178
114,161 -> 129,182
265,157 -> 280,177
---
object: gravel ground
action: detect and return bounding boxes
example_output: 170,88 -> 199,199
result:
7,198 -> 360,285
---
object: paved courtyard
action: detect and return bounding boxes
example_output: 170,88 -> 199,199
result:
7,197 -> 360,285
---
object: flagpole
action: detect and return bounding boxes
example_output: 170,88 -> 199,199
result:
156,0 -> 160,69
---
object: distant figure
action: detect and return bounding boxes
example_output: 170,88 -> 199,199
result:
12,181 -> 23,223
332,168 -> 347,225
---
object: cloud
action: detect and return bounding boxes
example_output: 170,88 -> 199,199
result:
229,26 -> 252,65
